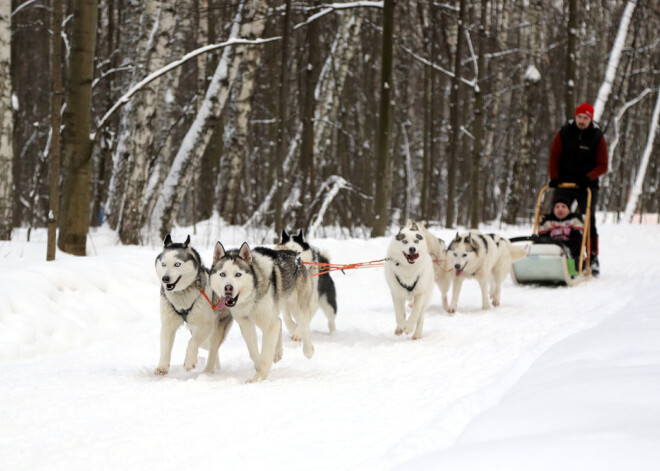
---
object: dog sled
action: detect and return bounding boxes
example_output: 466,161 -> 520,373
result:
510,183 -> 592,286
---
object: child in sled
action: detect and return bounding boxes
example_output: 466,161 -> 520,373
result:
538,196 -> 584,260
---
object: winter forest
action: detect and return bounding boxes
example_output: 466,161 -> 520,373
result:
0,0 -> 658,255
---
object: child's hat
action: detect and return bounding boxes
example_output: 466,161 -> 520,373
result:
552,195 -> 571,207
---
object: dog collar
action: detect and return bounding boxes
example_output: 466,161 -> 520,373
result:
395,273 -> 419,292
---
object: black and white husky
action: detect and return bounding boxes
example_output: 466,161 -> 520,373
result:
277,230 -> 338,335
154,235 -> 233,375
446,231 -> 526,313
417,222 -> 452,312
385,220 -> 435,339
210,242 -> 314,382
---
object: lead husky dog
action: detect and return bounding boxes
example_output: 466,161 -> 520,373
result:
210,242 -> 314,382
154,235 -> 233,375
277,230 -> 338,335
417,222 -> 452,312
385,220 -> 435,339
446,231 -> 525,313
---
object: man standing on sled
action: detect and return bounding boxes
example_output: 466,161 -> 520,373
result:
548,102 -> 608,275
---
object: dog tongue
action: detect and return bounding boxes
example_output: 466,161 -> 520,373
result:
214,296 -> 228,310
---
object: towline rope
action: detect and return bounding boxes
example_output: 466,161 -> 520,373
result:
301,258 -> 388,276
302,255 -> 454,276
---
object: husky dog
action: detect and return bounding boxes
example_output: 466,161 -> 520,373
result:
277,230 -> 338,335
154,235 -> 233,375
446,231 -> 526,313
384,220 -> 435,339
210,242 -> 314,382
417,222 -> 452,312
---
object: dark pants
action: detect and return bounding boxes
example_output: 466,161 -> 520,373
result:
553,187 -> 599,252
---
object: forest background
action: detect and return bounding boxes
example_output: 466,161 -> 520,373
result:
0,0 -> 658,255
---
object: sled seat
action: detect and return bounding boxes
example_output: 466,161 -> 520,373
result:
512,243 -> 578,285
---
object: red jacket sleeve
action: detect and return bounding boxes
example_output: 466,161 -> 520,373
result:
587,137 -> 608,180
548,131 -> 562,180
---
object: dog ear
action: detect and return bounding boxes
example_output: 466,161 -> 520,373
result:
183,235 -> 191,248
213,241 -> 226,262
454,232 -> 460,241
294,230 -> 305,244
163,234 -> 173,247
238,242 -> 252,263
281,230 -> 290,244
410,221 -> 419,231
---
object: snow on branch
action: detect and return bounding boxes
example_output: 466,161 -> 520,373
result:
399,44 -> 477,90
294,1 -> 382,31
92,36 -> 280,142
593,1 -> 637,123
308,176 -> 349,239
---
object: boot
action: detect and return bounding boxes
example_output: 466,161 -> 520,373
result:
590,236 -> 599,276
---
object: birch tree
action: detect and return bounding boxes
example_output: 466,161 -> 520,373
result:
57,0 -> 98,255
118,0 -> 178,244
218,0 -> 268,223
157,0 -> 265,238
0,0 -> 12,240
593,0 -> 637,123
623,88 -> 660,221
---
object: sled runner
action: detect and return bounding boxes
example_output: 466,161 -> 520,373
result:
510,183 -> 592,286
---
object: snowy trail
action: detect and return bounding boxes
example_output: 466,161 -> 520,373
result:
0,223 -> 658,470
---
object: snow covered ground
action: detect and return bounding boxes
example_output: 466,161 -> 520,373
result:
1,220 -> 659,470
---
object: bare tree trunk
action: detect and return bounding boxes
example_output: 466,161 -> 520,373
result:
118,0 -> 177,244
470,0 -> 488,229
273,0 -> 292,239
371,0 -> 395,237
0,0 -> 12,240
445,0 -> 466,228
47,0 -> 63,259
565,0 -> 578,119
58,0 -> 98,255
299,0 -> 321,218
219,0 -> 268,222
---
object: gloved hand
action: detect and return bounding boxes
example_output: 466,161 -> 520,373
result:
549,179 -> 559,188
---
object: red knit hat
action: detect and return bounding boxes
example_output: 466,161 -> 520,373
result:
575,103 -> 594,119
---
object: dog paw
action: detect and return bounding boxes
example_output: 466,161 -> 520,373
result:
404,325 -> 414,335
273,349 -> 283,363
412,333 -> 422,340
184,361 -> 196,371
154,367 -> 169,376
247,373 -> 266,383
394,328 -> 404,336
447,307 -> 456,314
492,299 -> 500,307
303,344 -> 314,359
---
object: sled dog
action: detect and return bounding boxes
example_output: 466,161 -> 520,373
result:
154,235 -> 233,375
446,231 -> 526,313
384,220 -> 435,339
277,230 -> 338,335
417,222 -> 452,312
210,242 -> 314,382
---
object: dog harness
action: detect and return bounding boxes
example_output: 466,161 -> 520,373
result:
170,299 -> 196,323
394,273 -> 419,292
